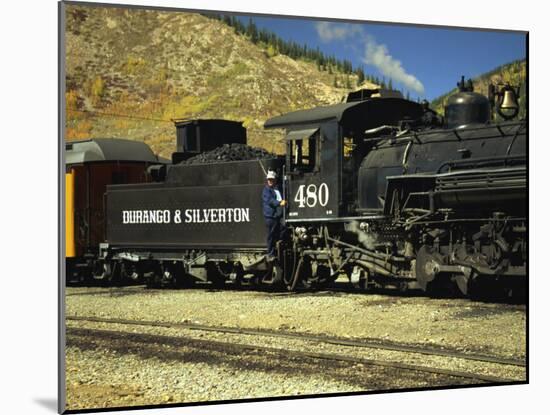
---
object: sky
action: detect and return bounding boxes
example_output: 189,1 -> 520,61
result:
235,15 -> 526,101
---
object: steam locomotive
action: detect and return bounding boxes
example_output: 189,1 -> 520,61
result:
66,78 -> 526,298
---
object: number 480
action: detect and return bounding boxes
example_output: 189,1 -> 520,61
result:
294,183 -> 329,208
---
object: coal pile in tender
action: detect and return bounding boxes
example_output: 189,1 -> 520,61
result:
181,143 -> 277,164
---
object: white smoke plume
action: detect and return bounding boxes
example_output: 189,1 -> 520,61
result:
362,36 -> 425,95
314,22 -> 425,95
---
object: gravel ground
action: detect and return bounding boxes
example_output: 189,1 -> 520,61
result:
64,285 -> 526,410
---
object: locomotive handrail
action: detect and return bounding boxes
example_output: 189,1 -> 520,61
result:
401,217 -> 526,226
506,123 -> 525,155
436,154 -> 526,173
370,120 -> 526,148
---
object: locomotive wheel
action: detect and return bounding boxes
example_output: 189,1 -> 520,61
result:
283,258 -> 299,290
350,266 -> 370,291
452,272 -> 470,296
271,264 -> 284,287
284,255 -> 312,291
415,246 -> 444,292
206,262 -> 226,289
312,265 -> 335,289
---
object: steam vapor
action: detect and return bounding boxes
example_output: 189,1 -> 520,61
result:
315,22 -> 425,95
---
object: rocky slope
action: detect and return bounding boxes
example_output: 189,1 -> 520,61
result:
65,5 -> 376,156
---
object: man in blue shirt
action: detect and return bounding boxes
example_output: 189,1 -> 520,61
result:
262,170 -> 286,259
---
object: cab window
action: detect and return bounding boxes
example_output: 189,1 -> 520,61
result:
288,131 -> 320,173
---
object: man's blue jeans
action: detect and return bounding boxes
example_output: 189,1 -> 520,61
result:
265,217 -> 282,256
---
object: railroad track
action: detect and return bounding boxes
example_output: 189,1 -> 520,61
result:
66,315 -> 525,367
66,315 -> 525,383
66,326 -> 518,385
65,287 -> 147,297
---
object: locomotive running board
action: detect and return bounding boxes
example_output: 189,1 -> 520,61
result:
285,215 -> 386,223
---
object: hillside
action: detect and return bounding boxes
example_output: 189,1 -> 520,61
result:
65,5 -> 377,157
430,59 -> 526,120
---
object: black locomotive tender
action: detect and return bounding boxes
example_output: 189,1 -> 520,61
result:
68,79 -> 526,297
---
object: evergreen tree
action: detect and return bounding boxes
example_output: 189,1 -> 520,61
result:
277,38 -> 284,54
234,18 -> 245,34
356,67 -> 365,84
207,13 -> 382,84
345,75 -> 352,89
259,28 -> 269,44
270,33 -> 278,47
247,18 -> 258,43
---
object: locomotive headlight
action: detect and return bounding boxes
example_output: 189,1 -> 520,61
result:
359,222 -> 369,232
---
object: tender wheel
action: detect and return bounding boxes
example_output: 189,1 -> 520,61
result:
228,264 -> 245,289
144,261 -> 162,288
92,260 -> 118,286
206,262 -> 226,289
119,261 -> 142,286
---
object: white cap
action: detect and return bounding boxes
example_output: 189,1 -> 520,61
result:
266,170 -> 277,180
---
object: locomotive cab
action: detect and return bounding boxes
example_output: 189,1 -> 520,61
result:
264,95 -> 424,221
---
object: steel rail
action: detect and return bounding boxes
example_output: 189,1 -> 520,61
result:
67,315 -> 525,368
66,326 -> 520,385
65,287 -> 146,296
